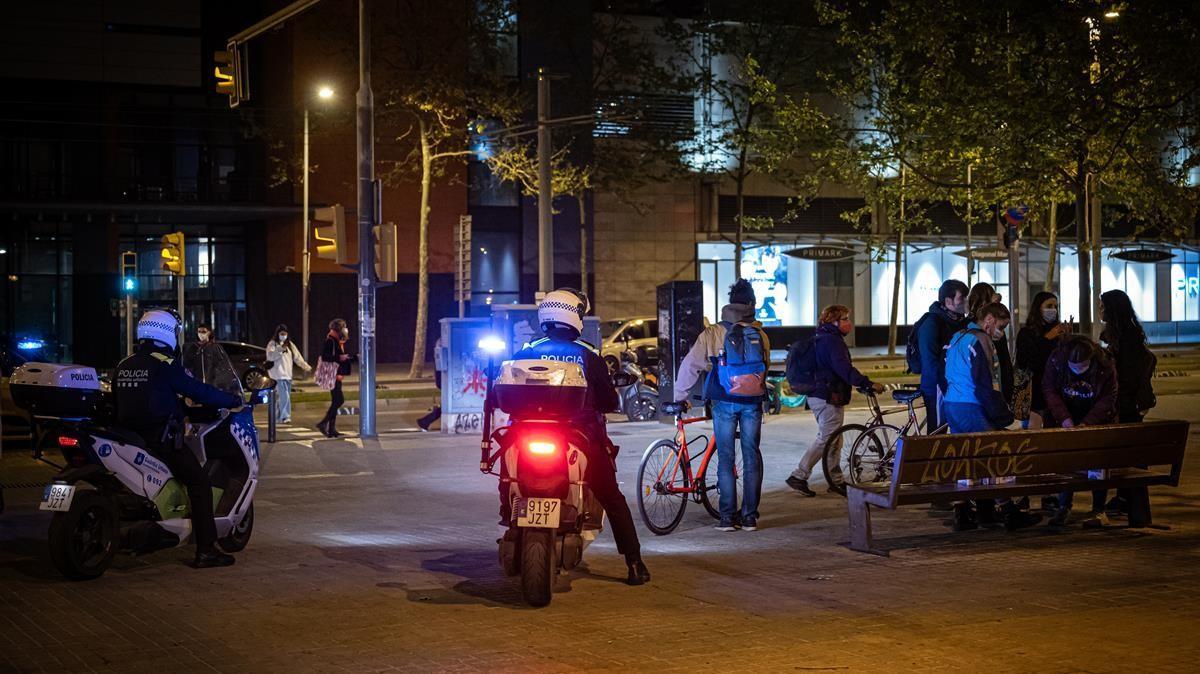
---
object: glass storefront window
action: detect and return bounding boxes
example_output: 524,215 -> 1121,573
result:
1171,250 -> 1199,321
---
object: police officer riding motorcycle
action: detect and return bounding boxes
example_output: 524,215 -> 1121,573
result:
114,309 -> 243,568
500,289 -> 651,587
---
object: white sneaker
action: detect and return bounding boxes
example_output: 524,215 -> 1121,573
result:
714,522 -> 737,532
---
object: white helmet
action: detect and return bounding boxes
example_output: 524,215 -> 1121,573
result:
137,309 -> 182,350
538,288 -> 590,334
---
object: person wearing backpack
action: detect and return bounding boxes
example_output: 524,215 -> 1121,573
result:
785,305 -> 883,496
908,279 -> 969,434
674,279 -> 770,531
1096,289 -> 1157,520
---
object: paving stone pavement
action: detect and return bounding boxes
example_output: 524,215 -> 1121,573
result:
2,397 -> 1199,673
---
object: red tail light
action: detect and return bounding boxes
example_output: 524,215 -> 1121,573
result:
57,435 -> 79,448
527,440 -> 558,456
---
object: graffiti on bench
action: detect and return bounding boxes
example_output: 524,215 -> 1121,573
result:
917,436 -> 1037,483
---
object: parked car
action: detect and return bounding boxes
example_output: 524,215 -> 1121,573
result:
217,341 -> 274,390
599,317 -> 658,374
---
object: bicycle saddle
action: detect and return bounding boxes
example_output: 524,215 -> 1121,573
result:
661,401 -> 686,416
891,388 -> 923,404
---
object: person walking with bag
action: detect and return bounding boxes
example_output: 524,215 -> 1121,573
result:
784,305 -> 883,496
316,318 -> 354,438
265,323 -> 310,425
673,279 -> 769,532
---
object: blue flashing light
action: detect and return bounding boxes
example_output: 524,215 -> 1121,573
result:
17,340 -> 44,351
478,335 -> 506,355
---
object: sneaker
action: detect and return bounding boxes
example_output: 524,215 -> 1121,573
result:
1082,511 -> 1112,528
1003,503 -> 1043,531
952,503 -> 978,531
1047,507 -> 1071,527
1040,496 -> 1061,512
785,476 -> 816,497
193,550 -> 235,568
714,520 -> 737,532
740,518 -> 758,531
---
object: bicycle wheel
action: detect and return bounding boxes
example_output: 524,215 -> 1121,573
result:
846,424 -> 902,488
637,439 -> 689,535
822,423 -> 867,497
700,441 -> 743,520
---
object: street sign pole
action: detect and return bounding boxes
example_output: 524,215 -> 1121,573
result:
356,0 -> 377,439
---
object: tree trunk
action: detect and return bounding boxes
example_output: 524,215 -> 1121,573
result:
1074,175 -> 1091,334
735,173 -> 745,280
1044,203 -> 1058,292
888,170 -> 906,356
409,124 -> 433,379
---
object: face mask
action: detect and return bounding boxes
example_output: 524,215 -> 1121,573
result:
341,328 -> 349,338
1068,361 -> 1090,375
278,333 -> 288,342
198,332 -> 210,343
1042,309 -> 1058,323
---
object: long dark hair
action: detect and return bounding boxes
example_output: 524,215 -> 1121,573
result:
1100,289 -> 1146,348
1025,291 -> 1059,331
273,323 -> 290,345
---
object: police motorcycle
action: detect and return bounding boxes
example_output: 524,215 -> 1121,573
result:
479,347 -> 637,607
10,348 -> 273,580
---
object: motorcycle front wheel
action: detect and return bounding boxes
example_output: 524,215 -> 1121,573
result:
48,489 -> 118,581
520,528 -> 555,607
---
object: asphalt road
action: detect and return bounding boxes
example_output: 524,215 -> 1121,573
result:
2,396 -> 1199,672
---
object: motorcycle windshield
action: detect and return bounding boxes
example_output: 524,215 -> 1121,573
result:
182,342 -> 243,397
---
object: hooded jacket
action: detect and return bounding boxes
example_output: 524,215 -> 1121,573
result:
266,338 -> 310,381
915,301 -> 966,395
1042,345 -> 1117,427
673,303 -> 771,403
943,322 -> 1014,428
810,322 -> 872,404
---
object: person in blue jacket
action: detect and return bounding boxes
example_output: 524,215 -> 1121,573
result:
942,302 -> 1041,532
786,305 -> 883,496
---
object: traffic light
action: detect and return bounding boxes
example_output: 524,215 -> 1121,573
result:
374,223 -> 397,283
120,251 -> 138,294
161,232 -> 185,276
313,204 -> 350,264
214,45 -> 247,108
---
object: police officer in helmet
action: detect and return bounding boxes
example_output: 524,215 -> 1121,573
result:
508,288 -> 651,585
114,309 -> 242,568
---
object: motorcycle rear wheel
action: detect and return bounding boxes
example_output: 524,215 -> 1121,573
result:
520,528 -> 555,607
48,490 -> 118,581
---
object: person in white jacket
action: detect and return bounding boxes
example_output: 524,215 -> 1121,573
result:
265,323 -> 311,424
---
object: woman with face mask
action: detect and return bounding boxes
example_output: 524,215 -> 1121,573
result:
1015,292 -> 1072,429
317,318 -> 354,438
1042,336 -> 1118,526
265,323 -> 311,425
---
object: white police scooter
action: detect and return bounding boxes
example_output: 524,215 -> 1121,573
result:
12,351 -> 272,579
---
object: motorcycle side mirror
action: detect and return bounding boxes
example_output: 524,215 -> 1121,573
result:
612,372 -> 638,388
244,370 -> 277,392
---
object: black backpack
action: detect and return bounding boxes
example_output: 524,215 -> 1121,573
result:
905,314 -> 931,375
785,336 -> 819,395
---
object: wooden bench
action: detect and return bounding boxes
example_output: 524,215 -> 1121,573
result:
846,420 -> 1190,555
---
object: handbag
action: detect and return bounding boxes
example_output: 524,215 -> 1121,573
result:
314,357 -> 339,391
1012,367 -> 1033,421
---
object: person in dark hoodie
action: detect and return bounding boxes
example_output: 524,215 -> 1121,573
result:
1042,336 -> 1118,526
786,305 -> 883,496
674,279 -> 770,532
914,279 -> 969,433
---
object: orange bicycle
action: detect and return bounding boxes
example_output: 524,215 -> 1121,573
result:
636,401 -> 743,535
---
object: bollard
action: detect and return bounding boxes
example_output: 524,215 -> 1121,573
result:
267,388 -> 277,444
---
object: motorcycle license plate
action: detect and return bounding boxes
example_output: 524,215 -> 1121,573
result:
516,497 -> 561,528
39,484 -> 76,512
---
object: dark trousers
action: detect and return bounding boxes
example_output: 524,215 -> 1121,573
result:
499,421 -> 641,559
922,390 -> 941,434
320,380 -> 344,429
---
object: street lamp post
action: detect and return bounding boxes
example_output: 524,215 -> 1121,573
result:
301,85 -> 335,361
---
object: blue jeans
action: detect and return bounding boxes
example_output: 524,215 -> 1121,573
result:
711,399 -> 763,524
275,378 -> 293,422
942,402 -> 998,434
